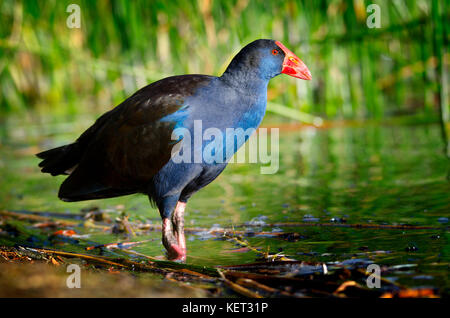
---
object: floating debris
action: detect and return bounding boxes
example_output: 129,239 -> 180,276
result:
302,214 -> 320,222
246,215 -> 268,227
111,214 -> 136,236
0,208 -> 447,298
437,217 -> 448,224
330,217 -> 347,223
339,258 -> 374,267
51,229 -> 77,237
381,288 -> 439,298
85,239 -> 153,251
405,245 -> 419,252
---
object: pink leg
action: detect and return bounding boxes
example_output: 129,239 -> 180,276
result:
161,201 -> 186,262
172,201 -> 186,253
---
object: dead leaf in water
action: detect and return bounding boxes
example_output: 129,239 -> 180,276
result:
51,230 -> 76,237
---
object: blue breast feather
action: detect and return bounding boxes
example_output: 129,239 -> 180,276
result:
159,77 -> 268,164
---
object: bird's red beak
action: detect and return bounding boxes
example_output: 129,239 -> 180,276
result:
275,41 -> 312,80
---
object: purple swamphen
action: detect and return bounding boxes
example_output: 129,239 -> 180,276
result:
36,39 -> 311,261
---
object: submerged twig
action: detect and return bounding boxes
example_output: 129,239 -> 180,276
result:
218,269 -> 263,298
235,278 -> 295,297
29,247 -> 129,268
0,210 -> 76,226
85,240 -> 153,251
223,232 -> 296,261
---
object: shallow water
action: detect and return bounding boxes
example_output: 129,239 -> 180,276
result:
0,115 -> 448,291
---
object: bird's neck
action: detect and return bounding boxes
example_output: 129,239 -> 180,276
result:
219,68 -> 269,94
219,68 -> 269,132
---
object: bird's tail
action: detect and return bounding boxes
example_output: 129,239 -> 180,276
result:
36,143 -> 81,176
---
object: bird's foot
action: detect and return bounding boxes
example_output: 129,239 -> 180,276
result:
162,217 -> 186,262
167,244 -> 186,262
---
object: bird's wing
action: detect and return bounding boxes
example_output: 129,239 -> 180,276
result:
59,75 -> 213,200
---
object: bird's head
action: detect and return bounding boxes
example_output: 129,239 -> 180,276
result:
223,39 -> 311,82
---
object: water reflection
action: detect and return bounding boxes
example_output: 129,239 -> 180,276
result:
0,118 -> 448,290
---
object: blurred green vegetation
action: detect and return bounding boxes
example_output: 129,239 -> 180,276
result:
0,0 -> 448,123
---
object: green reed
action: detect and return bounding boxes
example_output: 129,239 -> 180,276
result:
0,0 -> 448,124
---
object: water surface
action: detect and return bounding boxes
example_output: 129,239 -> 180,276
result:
0,116 -> 448,290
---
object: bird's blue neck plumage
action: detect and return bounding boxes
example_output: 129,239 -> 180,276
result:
162,47 -> 282,165
218,46 -> 281,130
219,66 -> 270,132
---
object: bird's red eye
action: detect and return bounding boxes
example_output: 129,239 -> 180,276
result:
272,49 -> 279,55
